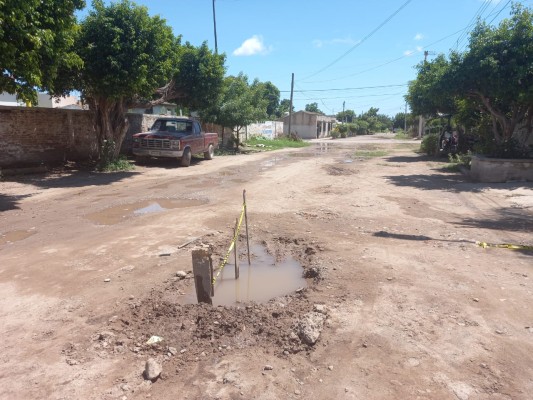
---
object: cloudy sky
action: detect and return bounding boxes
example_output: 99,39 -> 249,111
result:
82,0 -> 531,116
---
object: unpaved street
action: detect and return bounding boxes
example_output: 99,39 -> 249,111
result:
1,136 -> 532,400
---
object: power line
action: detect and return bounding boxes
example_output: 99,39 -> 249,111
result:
302,0 -> 414,80
454,0 -> 492,50
280,83 -> 407,93
487,0 -> 513,25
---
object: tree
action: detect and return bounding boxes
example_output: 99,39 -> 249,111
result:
336,109 -> 356,123
73,0 -> 178,158
255,81 -> 280,118
0,0 -> 85,103
158,41 -> 226,115
305,102 -> 323,114
205,73 -> 268,144
451,4 -> 533,142
277,99 -> 293,116
406,54 -> 457,117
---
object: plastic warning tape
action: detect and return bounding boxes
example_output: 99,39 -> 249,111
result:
476,241 -> 533,251
212,203 -> 246,285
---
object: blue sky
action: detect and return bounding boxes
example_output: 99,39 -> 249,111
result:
80,0 -> 532,117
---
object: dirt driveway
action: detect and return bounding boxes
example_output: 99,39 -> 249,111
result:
1,135 -> 532,400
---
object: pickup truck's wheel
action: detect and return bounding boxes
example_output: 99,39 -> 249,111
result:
180,148 -> 192,167
204,144 -> 214,160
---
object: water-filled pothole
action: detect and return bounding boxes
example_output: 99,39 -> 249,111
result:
185,244 -> 306,306
86,198 -> 207,225
0,229 -> 36,245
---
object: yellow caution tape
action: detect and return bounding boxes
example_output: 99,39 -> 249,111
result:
212,203 -> 246,285
476,241 -> 533,251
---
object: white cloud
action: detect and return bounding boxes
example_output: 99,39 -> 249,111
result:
233,35 -> 271,56
404,50 -> 415,56
313,37 -> 360,48
416,46 -> 423,52
414,33 -> 424,41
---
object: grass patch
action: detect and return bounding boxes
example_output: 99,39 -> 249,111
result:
98,156 -> 134,172
244,136 -> 310,150
354,150 -> 388,158
393,132 -> 411,140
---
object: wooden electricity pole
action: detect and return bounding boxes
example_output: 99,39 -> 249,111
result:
288,73 -> 294,137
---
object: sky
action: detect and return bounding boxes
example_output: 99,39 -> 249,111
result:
79,0 -> 532,117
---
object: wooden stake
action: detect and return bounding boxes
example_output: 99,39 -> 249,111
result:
234,218 -> 239,279
192,247 -> 213,305
243,190 -> 251,265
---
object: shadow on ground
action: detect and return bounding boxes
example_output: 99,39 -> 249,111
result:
0,193 -> 33,212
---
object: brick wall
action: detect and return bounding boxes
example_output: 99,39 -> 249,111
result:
0,106 -> 98,167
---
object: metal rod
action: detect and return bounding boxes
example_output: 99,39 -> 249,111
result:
243,190 -> 251,265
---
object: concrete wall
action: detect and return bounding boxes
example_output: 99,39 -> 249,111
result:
471,156 -> 533,183
0,106 -> 97,167
121,113 -> 161,154
283,111 -> 336,139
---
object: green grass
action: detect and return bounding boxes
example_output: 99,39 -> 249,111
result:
98,156 -> 134,172
244,136 -> 310,150
354,150 -> 389,158
393,132 -> 411,140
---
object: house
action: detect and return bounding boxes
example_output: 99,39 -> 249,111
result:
0,92 -> 81,108
282,111 -> 336,139
129,102 -> 178,116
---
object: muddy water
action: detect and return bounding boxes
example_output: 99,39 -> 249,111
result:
0,229 -> 36,245
186,244 -> 306,306
85,198 -> 208,225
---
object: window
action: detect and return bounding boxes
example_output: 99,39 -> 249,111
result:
193,121 -> 201,135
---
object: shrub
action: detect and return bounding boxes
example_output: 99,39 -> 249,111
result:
420,133 -> 439,155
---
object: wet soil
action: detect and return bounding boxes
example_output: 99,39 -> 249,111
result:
1,134 -> 532,400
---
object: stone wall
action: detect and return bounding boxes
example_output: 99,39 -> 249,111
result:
0,106 -> 97,167
471,156 -> 533,183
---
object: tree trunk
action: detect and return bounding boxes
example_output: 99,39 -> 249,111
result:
90,97 -> 129,160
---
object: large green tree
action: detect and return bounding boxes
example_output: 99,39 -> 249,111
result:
158,41 -> 226,115
74,0 -> 178,157
206,73 -> 268,143
0,0 -> 85,103
305,102 -> 323,114
451,4 -> 533,142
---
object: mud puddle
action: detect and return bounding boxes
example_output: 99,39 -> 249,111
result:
0,229 -> 36,245
86,198 -> 207,225
185,244 -> 306,306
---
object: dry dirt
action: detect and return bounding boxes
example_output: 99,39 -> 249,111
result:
1,135 -> 532,400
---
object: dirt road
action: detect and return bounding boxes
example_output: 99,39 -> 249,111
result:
1,135 -> 532,400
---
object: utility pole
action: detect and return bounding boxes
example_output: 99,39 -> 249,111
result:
212,0 -> 218,54
288,73 -> 294,137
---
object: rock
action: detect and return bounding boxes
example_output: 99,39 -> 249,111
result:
168,347 -> 177,356
294,389 -> 301,395
104,278 -> 111,283
297,312 -> 326,345
328,365 -> 333,371
472,298 -> 479,302
176,271 -> 187,279
313,304 -> 327,314
264,365 -> 274,371
144,358 -> 162,381
66,358 -> 78,366
495,330 -> 504,335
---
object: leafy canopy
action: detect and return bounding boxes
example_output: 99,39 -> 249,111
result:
0,0 -> 85,103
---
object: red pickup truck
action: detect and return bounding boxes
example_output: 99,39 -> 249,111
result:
132,117 -> 218,167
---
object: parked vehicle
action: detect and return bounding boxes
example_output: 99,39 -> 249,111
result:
132,117 -> 218,167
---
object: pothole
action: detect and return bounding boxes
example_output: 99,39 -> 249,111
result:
0,229 -> 37,245
184,244 -> 307,306
85,198 -> 208,225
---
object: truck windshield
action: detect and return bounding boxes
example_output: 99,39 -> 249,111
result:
151,120 -> 193,134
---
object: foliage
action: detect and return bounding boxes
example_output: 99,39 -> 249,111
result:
255,81 -> 280,118
171,41 -> 226,115
336,109 -> 356,123
205,73 -> 268,142
0,0 -> 85,103
305,102 -> 324,114
244,136 -> 309,150
406,4 -> 533,148
95,140 -> 133,171
73,0 -> 178,158
393,131 -> 410,140
420,133 -> 439,155
473,137 -> 531,159
277,99 -> 293,116
330,129 -> 340,139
